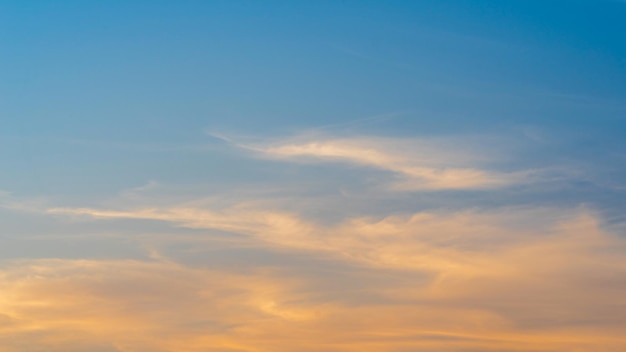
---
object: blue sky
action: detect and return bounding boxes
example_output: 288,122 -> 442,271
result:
2,0 -> 626,198
1,1 -> 626,351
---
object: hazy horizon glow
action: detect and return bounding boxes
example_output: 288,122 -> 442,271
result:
1,1 -> 626,351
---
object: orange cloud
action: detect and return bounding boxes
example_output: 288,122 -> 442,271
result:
26,204 -> 626,351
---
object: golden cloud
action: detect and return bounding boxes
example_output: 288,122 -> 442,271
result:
20,205 -> 626,351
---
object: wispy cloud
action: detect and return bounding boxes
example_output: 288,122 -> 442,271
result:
2,130 -> 621,351
225,133 -> 539,190
45,202 -> 624,275
3,205 -> 626,351
0,259 -> 317,352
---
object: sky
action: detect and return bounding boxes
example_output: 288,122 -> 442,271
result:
1,0 -> 626,351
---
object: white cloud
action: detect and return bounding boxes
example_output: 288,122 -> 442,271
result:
232,134 -> 537,190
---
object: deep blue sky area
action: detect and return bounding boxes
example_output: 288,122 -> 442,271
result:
0,0 -> 626,201
1,0 -> 625,200
2,0 -> 625,136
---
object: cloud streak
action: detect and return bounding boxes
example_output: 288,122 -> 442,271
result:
3,205 -> 626,351
6,132 -> 624,351
230,134 -> 538,190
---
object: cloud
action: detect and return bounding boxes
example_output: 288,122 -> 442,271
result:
2,205 -> 626,351
230,134 -> 537,190
0,259 -> 321,352
46,205 -> 316,249
48,203 -> 523,271
47,203 -> 620,277
9,151 -> 626,351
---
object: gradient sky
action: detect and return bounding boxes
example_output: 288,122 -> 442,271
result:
1,1 -> 626,351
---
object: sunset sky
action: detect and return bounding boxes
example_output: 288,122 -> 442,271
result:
1,1 -> 626,351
